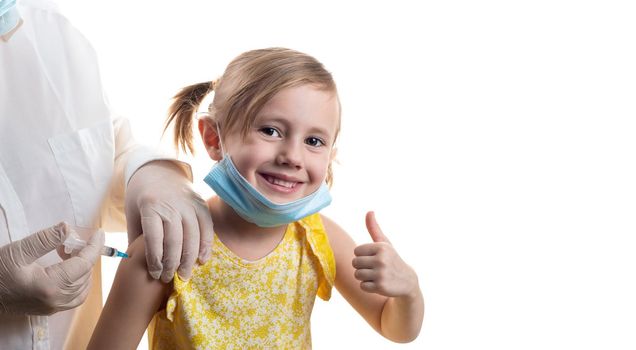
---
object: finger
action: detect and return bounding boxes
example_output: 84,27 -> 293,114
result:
352,256 -> 377,269
45,262 -> 91,298
14,222 -> 68,265
354,268 -> 376,282
55,267 -> 92,300
77,229 -> 105,266
43,258 -> 93,314
195,195 -> 214,263
360,281 -> 378,293
58,274 -> 93,312
48,253 -> 95,283
365,211 -> 390,244
63,267 -> 92,292
177,211 -> 199,280
48,229 -> 103,285
354,243 -> 381,257
125,199 -> 143,245
140,205 -> 165,280
160,214 -> 183,283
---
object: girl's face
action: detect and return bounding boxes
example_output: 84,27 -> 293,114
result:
214,84 -> 339,204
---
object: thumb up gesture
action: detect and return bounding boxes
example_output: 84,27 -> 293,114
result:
352,212 -> 418,297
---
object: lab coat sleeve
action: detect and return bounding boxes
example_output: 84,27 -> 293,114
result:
100,117 -> 193,232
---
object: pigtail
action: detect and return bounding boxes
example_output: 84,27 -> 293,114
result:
163,81 -> 214,155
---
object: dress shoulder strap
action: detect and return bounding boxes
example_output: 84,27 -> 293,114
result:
297,213 -> 336,300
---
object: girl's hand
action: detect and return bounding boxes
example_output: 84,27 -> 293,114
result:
352,211 -> 419,298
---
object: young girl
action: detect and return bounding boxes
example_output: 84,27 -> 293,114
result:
88,48 -> 423,349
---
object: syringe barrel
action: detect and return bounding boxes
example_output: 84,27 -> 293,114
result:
101,246 -> 117,257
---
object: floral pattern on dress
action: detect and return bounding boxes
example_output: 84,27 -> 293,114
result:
148,213 -> 335,350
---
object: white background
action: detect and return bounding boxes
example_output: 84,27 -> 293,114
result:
54,0 -> 636,349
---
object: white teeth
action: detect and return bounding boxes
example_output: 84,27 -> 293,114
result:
266,175 -> 296,188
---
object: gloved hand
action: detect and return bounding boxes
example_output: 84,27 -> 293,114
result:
125,160 -> 213,283
0,222 -> 104,315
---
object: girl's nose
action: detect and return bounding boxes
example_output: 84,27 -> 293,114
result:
276,141 -> 303,169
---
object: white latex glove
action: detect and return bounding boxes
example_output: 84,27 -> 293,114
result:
0,222 -> 104,315
125,160 -> 213,283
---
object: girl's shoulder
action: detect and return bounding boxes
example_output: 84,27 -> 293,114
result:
318,213 -> 356,257
318,213 -> 349,239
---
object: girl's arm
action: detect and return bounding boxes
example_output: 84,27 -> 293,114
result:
88,236 -> 171,350
321,212 -> 424,343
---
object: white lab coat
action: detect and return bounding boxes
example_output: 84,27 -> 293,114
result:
0,1 -> 179,349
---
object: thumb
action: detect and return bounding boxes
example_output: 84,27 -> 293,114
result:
365,211 -> 391,244
13,222 -> 69,266
77,229 -> 105,266
51,229 -> 104,282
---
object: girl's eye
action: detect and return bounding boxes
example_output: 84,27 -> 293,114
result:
305,137 -> 325,147
259,127 -> 281,137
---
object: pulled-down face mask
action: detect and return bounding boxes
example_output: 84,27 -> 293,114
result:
0,0 -> 19,36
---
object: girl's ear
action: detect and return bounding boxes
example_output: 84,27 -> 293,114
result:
198,118 -> 222,161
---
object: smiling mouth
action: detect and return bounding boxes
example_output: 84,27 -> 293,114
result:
261,174 -> 300,189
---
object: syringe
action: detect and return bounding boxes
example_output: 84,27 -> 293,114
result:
63,229 -> 129,258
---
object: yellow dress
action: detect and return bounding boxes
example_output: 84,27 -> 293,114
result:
148,213 -> 336,350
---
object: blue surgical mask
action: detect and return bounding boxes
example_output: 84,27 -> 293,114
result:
0,0 -> 19,36
203,154 -> 332,227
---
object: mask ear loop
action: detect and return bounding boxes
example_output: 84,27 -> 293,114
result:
195,111 -> 226,156
215,123 -> 226,156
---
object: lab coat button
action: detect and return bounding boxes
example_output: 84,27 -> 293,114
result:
36,327 -> 46,341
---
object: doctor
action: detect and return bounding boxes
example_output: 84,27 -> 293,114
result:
0,0 -> 214,348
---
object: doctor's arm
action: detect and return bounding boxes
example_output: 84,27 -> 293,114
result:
321,213 -> 424,343
88,236 -> 169,350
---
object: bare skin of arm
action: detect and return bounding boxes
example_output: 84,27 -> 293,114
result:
321,212 -> 424,343
88,237 -> 171,350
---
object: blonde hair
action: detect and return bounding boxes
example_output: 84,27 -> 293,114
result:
164,47 -> 340,185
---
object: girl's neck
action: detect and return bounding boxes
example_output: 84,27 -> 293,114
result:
207,196 -> 287,258
208,196 -> 284,235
